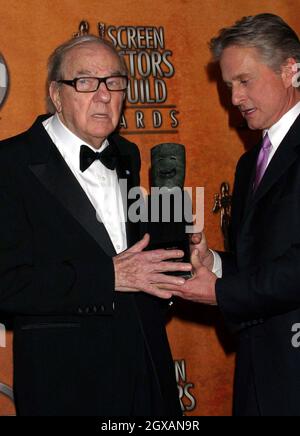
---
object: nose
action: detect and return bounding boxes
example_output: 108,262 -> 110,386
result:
93,82 -> 111,103
231,83 -> 246,107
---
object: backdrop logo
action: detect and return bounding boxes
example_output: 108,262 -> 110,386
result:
108,26 -> 178,135
114,26 -> 178,135
0,54 -> 8,107
76,22 -> 178,135
175,359 -> 196,413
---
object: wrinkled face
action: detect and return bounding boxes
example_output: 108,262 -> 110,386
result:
50,43 -> 125,148
151,143 -> 185,189
220,45 -> 297,130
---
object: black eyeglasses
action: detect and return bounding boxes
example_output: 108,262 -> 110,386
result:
57,75 -> 128,92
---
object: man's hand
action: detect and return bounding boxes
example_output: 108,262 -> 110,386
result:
158,249 -> 218,305
190,231 -> 214,271
113,233 -> 192,299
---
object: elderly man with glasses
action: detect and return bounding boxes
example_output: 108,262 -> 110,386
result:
0,35 -> 190,416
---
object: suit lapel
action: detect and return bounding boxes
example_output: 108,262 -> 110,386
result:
239,114 -> 300,228
26,116 -> 135,257
251,142 -> 299,207
239,143 -> 260,221
112,136 -> 139,248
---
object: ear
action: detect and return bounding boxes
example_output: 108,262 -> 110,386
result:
49,81 -> 62,112
281,57 -> 299,88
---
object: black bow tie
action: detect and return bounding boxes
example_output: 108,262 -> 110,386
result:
80,143 -> 118,172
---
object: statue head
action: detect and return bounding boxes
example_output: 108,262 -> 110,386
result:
151,143 -> 186,189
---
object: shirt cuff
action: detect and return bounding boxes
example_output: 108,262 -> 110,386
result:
210,249 -> 223,278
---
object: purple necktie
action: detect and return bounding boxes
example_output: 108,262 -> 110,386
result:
253,133 -> 272,191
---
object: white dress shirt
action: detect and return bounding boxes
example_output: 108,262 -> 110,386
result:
212,101 -> 300,278
43,114 -> 127,254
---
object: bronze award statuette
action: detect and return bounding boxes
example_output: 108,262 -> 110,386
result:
148,143 -> 192,278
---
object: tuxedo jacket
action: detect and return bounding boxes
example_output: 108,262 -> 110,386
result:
216,114 -> 300,416
0,115 -> 181,416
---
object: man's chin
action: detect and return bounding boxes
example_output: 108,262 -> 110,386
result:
246,122 -> 258,130
244,119 -> 262,131
91,126 -> 115,139
82,131 -> 110,148
242,110 -> 263,130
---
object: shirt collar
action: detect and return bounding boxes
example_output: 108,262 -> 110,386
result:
46,113 -> 109,171
264,101 -> 300,150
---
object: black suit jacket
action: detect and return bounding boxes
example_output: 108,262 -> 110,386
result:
0,115 -> 180,416
216,114 -> 300,415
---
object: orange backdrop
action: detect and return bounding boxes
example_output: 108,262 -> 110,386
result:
0,0 -> 299,416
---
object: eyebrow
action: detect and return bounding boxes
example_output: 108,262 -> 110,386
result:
225,73 -> 251,82
75,69 -> 92,75
75,69 -> 124,76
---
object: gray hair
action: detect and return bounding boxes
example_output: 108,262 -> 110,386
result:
210,13 -> 300,71
46,35 -> 128,113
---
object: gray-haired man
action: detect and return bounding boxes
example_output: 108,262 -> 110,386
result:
164,13 -> 300,416
0,35 -> 191,416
